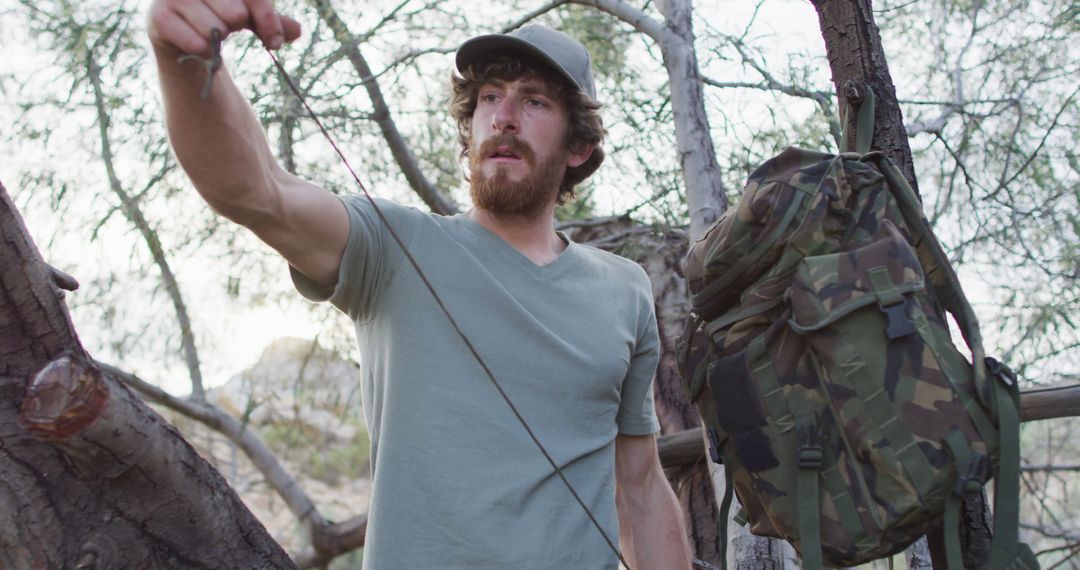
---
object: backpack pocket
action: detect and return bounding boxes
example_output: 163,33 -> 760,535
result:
787,222 -> 943,533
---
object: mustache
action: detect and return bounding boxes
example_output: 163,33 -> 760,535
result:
476,133 -> 535,163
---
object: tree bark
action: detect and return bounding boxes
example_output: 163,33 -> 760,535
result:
812,0 -> 919,194
1021,385 -> 1080,421
654,0 -> 726,239
0,180 -> 294,569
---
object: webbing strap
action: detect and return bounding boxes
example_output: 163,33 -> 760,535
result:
988,377 -> 1025,569
854,87 -> 876,154
704,296 -> 785,338
717,465 -> 734,570
840,84 -> 876,154
943,495 -> 963,570
870,157 -> 988,393
748,335 -> 789,432
796,414 -> 824,570
943,430 -> 976,570
820,463 -> 864,539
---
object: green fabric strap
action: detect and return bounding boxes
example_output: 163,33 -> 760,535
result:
704,296 -> 785,338
717,465 -> 734,570
988,378 -> 1025,569
854,86 -> 876,155
943,492 -> 963,570
819,463 -> 864,540
841,85 -> 876,154
748,335 -> 791,432
868,266 -> 903,306
943,430 -> 975,570
873,157 -> 985,360
796,414 -> 823,570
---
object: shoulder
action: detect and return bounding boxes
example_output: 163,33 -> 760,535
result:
339,195 -> 446,239
570,241 -> 653,294
341,195 -> 430,223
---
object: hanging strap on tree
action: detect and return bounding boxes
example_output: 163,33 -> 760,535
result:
839,80 -> 876,154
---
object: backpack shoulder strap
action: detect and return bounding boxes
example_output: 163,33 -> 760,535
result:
852,98 -> 1038,569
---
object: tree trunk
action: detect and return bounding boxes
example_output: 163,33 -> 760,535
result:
654,0 -> 725,239
811,0 -> 919,194
0,180 -> 294,569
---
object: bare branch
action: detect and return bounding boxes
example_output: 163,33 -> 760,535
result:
1021,465 -> 1080,473
306,0 -> 458,215
100,362 -> 330,529
81,25 -> 206,400
568,0 -> 669,43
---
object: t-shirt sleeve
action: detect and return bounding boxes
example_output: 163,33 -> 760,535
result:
290,195 -> 421,321
616,272 -> 661,435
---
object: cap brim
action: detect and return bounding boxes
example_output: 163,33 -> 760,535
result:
455,34 -> 588,97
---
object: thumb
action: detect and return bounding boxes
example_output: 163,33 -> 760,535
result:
280,15 -> 302,44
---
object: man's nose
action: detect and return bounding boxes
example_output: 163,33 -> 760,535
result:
491,97 -> 519,133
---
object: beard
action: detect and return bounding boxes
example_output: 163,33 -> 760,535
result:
469,133 -> 567,219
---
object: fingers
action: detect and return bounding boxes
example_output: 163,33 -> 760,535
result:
148,0 -> 300,56
148,1 -> 220,57
243,0 -> 286,49
280,15 -> 302,44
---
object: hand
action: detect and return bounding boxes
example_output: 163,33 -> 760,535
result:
147,0 -> 302,58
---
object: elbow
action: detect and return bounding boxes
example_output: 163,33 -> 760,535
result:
197,169 -> 285,229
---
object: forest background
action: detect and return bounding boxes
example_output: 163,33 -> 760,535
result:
0,0 -> 1076,568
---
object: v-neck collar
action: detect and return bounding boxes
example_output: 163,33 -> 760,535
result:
452,214 -> 579,279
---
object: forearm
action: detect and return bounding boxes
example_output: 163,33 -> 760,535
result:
153,41 -> 284,226
616,467 -> 693,570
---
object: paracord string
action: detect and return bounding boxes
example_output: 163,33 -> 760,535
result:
263,47 -> 631,569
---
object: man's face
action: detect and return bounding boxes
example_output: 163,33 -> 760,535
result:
468,76 -> 590,218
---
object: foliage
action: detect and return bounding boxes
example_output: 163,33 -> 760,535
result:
0,0 -> 1076,565
875,0 -> 1080,387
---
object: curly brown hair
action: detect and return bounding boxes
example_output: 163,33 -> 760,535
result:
450,55 -> 605,205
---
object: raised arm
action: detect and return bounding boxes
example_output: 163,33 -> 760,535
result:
147,0 -> 348,287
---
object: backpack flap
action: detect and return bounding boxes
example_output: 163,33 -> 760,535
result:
684,147 -> 831,320
788,221 -> 924,337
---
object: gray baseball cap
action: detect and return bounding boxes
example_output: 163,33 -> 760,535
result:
455,25 -> 597,100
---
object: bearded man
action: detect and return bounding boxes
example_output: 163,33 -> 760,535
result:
148,0 -> 692,567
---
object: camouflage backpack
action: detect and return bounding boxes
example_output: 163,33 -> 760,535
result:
677,92 -> 1039,569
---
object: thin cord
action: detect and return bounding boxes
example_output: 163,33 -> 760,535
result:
265,49 -> 631,569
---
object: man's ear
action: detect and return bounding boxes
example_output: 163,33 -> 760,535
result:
567,143 -> 594,168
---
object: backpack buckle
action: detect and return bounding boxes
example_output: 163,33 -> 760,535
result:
868,267 -> 917,339
880,298 -> 917,339
707,426 -> 723,464
953,453 -> 990,497
985,356 -> 1017,387
796,421 -> 823,470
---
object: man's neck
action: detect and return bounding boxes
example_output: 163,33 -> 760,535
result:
467,206 -> 566,266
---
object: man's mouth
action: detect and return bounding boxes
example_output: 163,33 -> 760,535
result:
489,146 -> 522,160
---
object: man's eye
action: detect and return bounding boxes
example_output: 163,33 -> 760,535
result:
526,98 -> 546,108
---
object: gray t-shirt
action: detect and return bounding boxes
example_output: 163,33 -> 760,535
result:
293,196 -> 660,569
